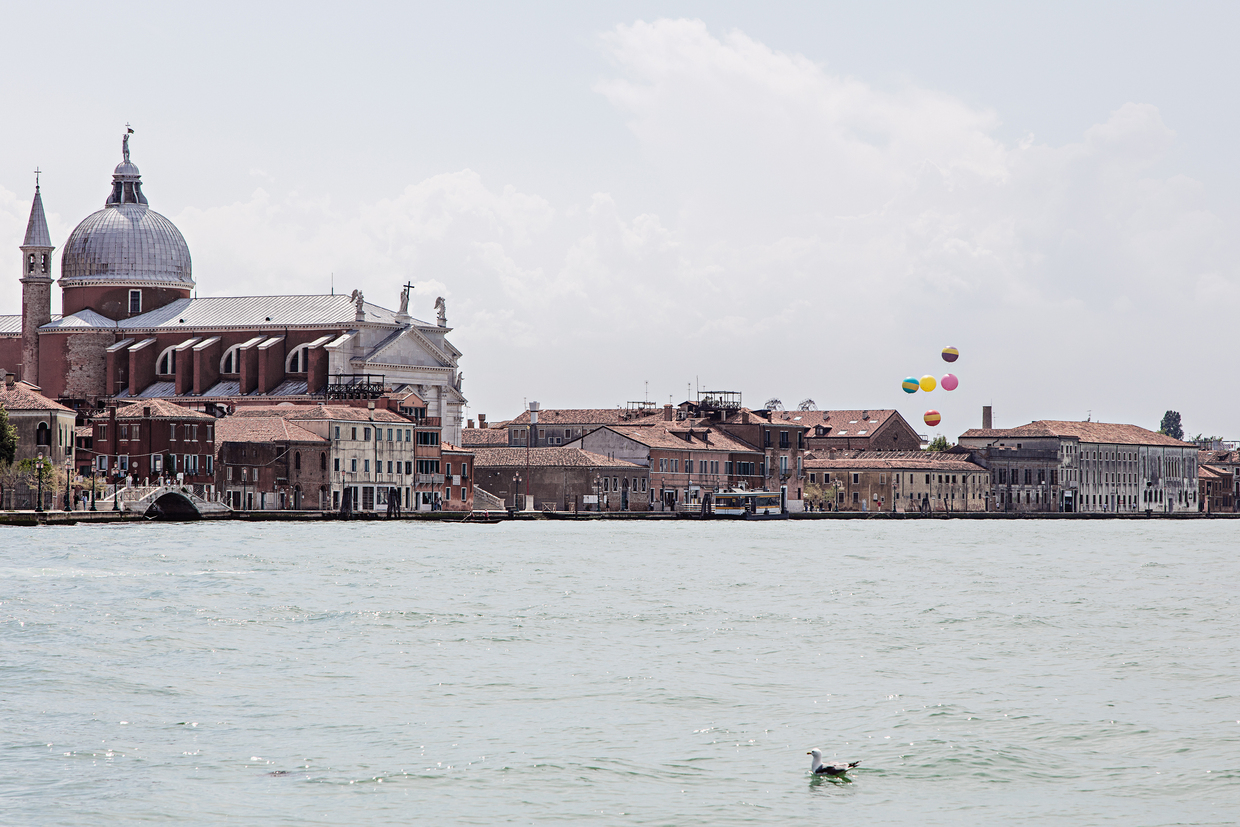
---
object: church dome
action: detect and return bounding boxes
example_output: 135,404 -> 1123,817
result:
59,139 -> 193,290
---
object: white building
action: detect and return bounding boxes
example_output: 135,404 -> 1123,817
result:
959,420 -> 1199,513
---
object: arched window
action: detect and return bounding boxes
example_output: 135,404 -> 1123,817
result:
294,452 -> 301,471
320,452 -> 327,470
156,344 -> 178,376
220,344 -> 242,375
35,422 -> 50,446
286,344 -> 310,374
27,253 -> 35,274
40,253 -> 48,274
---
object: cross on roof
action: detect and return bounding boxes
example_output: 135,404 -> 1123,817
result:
33,167 -> 41,187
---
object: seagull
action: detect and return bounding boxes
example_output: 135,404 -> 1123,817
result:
808,748 -> 860,776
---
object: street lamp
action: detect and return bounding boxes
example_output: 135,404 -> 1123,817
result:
64,457 -> 72,511
90,462 -> 97,511
594,475 -> 602,512
34,453 -> 44,513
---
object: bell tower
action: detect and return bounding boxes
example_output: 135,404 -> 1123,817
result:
20,172 -> 54,385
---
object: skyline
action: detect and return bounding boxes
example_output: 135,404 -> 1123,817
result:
2,3 -> 1237,438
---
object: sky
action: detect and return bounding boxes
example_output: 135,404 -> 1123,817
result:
2,1 -> 1238,439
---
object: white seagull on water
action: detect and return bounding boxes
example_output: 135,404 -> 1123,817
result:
807,748 -> 860,776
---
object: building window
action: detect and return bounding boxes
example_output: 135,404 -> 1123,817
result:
36,423 -> 50,445
405,461 -> 412,475
779,431 -> 790,449
294,452 -> 301,471
334,426 -> 340,440
220,345 -> 242,375
363,428 -> 371,441
416,432 -> 440,446
405,429 -> 411,441
129,290 -> 141,314
852,473 -> 860,485
157,346 -> 177,376
351,459 -> 357,472
363,459 -> 370,473
333,458 -> 340,472
351,427 -> 357,440
387,461 -> 393,474
286,345 -> 311,374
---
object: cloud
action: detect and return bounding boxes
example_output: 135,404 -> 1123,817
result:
2,18 -> 1234,433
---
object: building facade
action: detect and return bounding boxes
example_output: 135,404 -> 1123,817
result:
0,135 -> 467,444
472,446 -> 646,511
958,420 -> 1199,513
216,414 -> 329,510
804,451 -> 990,512
88,399 -> 215,489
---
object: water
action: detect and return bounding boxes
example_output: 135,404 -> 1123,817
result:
2,520 -> 1237,825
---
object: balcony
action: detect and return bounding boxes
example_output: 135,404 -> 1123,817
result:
416,474 -> 445,485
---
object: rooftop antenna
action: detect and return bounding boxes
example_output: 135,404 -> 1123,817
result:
331,272 -> 334,296
645,381 -> 648,403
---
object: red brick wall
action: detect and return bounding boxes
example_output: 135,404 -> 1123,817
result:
307,346 -> 328,394
62,284 -> 190,321
258,341 -> 285,394
193,338 -> 222,394
239,341 -> 261,394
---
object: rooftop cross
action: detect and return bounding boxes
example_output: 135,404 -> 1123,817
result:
33,167 -> 41,188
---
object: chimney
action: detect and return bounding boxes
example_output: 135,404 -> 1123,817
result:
467,418 -> 475,429
862,410 -> 868,420
663,403 -> 673,421
982,405 -> 993,430
479,413 -> 487,428
741,410 -> 750,424
3,370 -> 13,389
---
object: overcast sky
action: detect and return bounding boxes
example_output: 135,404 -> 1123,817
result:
2,2 -> 1238,439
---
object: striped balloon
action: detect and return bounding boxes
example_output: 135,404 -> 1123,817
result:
942,346 -> 959,363
924,410 -> 941,426
902,376 -> 919,393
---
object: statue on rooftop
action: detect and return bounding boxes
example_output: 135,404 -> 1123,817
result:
350,289 -> 364,314
398,283 -> 411,315
435,296 -> 447,326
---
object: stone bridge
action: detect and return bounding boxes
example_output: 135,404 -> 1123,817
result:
98,485 -> 232,520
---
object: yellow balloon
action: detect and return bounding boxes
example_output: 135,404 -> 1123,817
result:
919,375 -> 937,392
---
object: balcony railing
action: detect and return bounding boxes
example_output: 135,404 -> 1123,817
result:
416,474 -> 445,485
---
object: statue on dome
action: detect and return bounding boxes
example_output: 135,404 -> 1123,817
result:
435,296 -> 447,326
123,125 -> 134,163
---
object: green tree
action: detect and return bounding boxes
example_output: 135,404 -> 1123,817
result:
927,435 -> 951,452
0,404 -> 15,467
1159,411 -> 1184,440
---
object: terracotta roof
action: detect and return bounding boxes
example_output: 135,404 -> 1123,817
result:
959,420 -> 1193,448
216,415 -> 325,445
598,422 -> 761,454
74,425 -> 92,438
507,408 -> 662,426
114,399 -> 215,421
770,409 -> 895,433
1199,465 -> 1230,480
460,427 -> 510,447
472,447 -> 643,469
805,450 -> 986,472
0,381 -> 74,412
442,442 -> 474,455
1199,450 -> 1240,465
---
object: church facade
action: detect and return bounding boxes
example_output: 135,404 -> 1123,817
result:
0,135 -> 466,444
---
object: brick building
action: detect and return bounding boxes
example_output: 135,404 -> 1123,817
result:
804,451 -> 990,512
505,406 -> 662,446
88,399 -> 216,488
216,414 -> 329,510
472,447 -> 646,511
799,409 -> 923,452
677,402 -> 809,505
1198,450 -> 1239,513
573,419 -> 765,510
441,443 -> 475,511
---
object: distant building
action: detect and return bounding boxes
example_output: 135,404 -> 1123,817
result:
677,402 -> 809,504
215,414 -> 328,510
88,399 -> 216,488
0,136 -> 467,444
572,420 -> 765,510
441,443 -> 475,511
471,446 -> 646,511
799,409 -> 923,452
804,450 -> 990,512
505,406 -> 662,447
0,372 -> 76,468
958,419 -> 1199,513
1198,450 -> 1239,513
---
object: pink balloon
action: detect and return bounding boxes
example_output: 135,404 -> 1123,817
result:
941,373 -> 959,391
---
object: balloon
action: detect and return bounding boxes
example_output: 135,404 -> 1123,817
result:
941,373 -> 958,391
901,377 -> 919,393
942,346 -> 959,363
924,410 -> 941,426
919,375 -> 937,392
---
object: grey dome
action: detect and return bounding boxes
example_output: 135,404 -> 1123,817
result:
59,143 -> 194,289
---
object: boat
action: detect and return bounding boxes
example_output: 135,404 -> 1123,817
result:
709,490 -> 788,520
